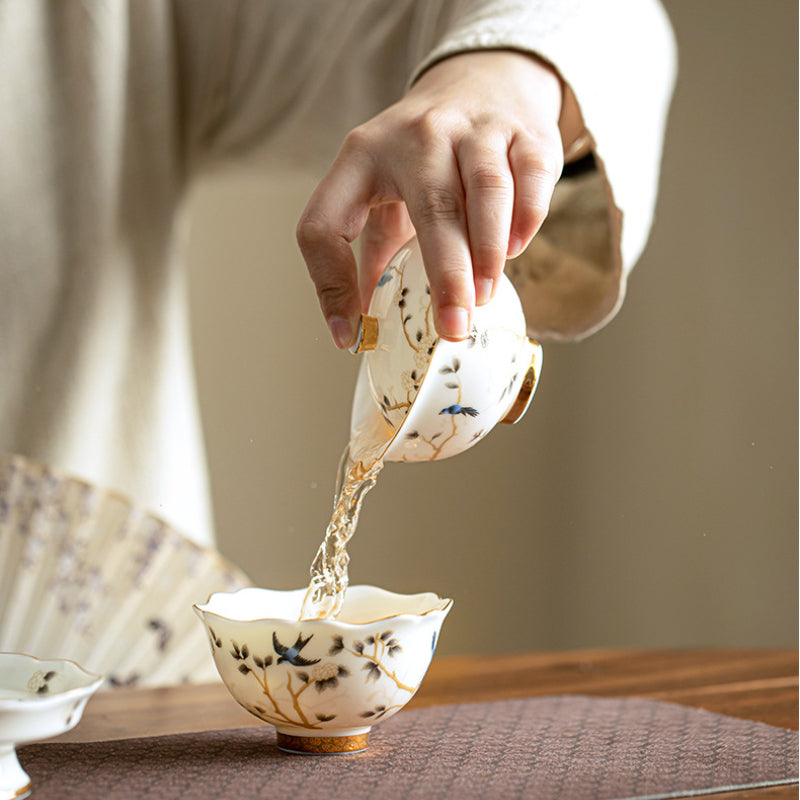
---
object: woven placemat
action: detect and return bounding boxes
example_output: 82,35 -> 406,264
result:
19,694 -> 799,800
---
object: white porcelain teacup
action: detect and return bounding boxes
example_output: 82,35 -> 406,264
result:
350,237 -> 542,463
194,585 -> 452,754
0,652 -> 103,799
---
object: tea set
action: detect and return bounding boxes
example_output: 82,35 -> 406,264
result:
0,237 -> 542,780
201,238 -> 542,753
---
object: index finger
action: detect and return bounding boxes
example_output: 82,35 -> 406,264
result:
296,152 -> 373,349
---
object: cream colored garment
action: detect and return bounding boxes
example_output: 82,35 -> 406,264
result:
0,0 -> 675,545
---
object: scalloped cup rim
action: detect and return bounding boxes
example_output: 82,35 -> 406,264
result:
0,652 -> 103,706
194,585 -> 453,627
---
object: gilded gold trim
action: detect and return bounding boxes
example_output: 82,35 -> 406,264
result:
10,781 -> 32,799
195,588 -> 453,626
195,601 -> 451,626
0,652 -> 103,701
350,314 -> 379,353
276,732 -> 369,754
501,353 -> 539,425
343,597 -> 453,624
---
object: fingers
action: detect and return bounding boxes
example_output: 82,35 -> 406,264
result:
299,134 -> 561,350
409,131 -> 558,339
296,139 -> 373,349
507,132 -> 562,258
299,95 -> 562,349
299,137 -> 560,349
297,50 -> 569,350
411,193 -> 473,341
458,133 -> 515,305
400,144 -> 474,341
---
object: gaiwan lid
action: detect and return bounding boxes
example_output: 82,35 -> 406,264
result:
349,238 -> 542,464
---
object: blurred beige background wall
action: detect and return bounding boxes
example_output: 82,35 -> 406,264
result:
186,0 -> 797,655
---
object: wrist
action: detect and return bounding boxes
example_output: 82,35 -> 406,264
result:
522,52 -> 589,163
559,81 -> 591,162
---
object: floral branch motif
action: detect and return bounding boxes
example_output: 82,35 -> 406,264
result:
374,252 -> 434,356
227,639 -> 303,728
467,325 -> 490,349
403,357 -> 481,461
372,259 -> 433,426
397,275 -> 435,358
378,392 -> 413,425
205,624 -> 419,730
328,630 -> 413,693
27,670 -> 57,694
360,702 -> 404,720
207,627 -> 353,730
498,351 -> 520,405
297,662 -> 350,693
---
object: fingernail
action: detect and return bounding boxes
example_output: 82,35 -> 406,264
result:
507,235 -> 524,258
437,306 -> 470,340
475,278 -> 494,306
329,316 -> 355,350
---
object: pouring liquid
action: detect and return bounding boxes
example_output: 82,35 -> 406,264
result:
299,247 -> 435,620
298,379 -> 396,621
299,445 -> 383,620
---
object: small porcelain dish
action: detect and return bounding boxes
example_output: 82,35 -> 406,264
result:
349,237 -> 542,464
0,652 -> 102,800
194,585 -> 452,754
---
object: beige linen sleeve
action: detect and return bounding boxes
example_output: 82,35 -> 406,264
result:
407,0 -> 678,340
173,0 -> 676,341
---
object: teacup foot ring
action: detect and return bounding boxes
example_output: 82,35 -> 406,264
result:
10,784 -> 32,800
0,744 -> 32,800
276,731 -> 370,755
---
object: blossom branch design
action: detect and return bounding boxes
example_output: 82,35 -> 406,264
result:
330,631 -> 413,694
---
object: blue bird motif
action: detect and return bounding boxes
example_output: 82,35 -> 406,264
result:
439,404 -> 479,417
376,270 -> 393,287
272,631 -> 320,666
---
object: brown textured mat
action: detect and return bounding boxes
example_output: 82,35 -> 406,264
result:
19,695 -> 798,800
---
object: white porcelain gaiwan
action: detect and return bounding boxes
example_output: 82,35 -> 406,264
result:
0,652 -> 102,800
350,237 -> 542,463
194,586 -> 451,754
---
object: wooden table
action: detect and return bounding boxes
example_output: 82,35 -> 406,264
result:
59,648 -> 798,799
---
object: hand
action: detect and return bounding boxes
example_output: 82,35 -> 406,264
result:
297,50 -> 578,349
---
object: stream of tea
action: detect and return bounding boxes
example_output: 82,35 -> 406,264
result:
298,442 -> 384,620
